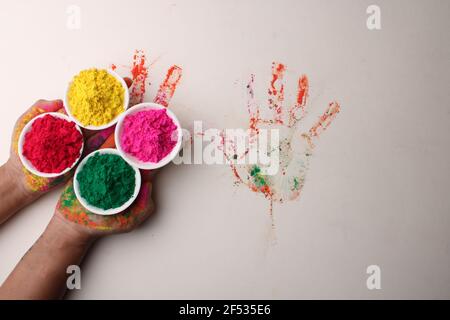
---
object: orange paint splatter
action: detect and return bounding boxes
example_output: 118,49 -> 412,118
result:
269,63 -> 286,96
288,75 -> 309,126
130,50 -> 149,105
309,102 -> 341,138
154,65 -> 183,107
268,62 -> 286,123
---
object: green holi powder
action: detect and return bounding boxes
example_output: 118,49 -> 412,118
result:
250,165 -> 267,188
62,185 -> 78,208
77,153 -> 135,210
50,175 -> 66,188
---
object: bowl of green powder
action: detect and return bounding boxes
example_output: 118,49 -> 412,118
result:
73,148 -> 141,215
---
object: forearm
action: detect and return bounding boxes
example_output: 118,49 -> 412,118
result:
0,161 -> 37,224
0,215 -> 95,299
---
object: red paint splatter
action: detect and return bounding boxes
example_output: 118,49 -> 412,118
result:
269,63 -> 286,96
154,65 -> 183,107
130,50 -> 149,105
288,75 -> 309,126
268,62 -> 286,123
297,75 -> 309,108
309,102 -> 341,138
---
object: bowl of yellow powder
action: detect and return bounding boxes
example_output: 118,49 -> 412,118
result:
64,68 -> 129,130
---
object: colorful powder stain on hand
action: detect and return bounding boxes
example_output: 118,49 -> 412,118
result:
57,182 -> 152,231
222,62 -> 341,225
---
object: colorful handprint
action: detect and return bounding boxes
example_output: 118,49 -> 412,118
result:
222,62 -> 341,221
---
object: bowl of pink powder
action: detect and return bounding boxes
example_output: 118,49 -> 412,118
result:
115,102 -> 182,170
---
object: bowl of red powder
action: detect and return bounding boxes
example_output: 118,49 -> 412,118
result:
115,102 -> 183,170
18,112 -> 84,178
73,148 -> 141,215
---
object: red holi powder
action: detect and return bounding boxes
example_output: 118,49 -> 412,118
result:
154,65 -> 183,107
23,115 -> 83,173
111,64 -> 117,71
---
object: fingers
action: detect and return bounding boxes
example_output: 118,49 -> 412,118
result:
154,65 -> 183,107
288,75 -> 309,127
267,62 -> 286,124
32,99 -> 64,113
140,169 -> 156,182
129,180 -> 153,217
123,77 -> 132,88
308,101 -> 341,140
20,99 -> 64,122
12,99 -> 64,154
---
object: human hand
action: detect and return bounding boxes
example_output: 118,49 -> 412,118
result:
7,100 -> 71,199
55,165 -> 154,237
5,76 -> 134,198
54,62 -> 182,237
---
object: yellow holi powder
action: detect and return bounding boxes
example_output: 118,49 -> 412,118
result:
68,69 -> 125,126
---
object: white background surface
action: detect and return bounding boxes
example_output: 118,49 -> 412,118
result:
0,0 -> 449,299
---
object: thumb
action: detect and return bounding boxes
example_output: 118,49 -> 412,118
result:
33,99 -> 64,112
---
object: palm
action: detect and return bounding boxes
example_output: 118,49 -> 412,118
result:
56,179 -> 153,236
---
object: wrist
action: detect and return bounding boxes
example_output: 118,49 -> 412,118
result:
3,159 -> 37,204
48,214 -> 98,247
0,161 -> 38,224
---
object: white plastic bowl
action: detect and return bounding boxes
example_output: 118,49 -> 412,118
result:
64,69 -> 130,130
73,148 -> 141,215
18,112 -> 84,178
115,102 -> 183,170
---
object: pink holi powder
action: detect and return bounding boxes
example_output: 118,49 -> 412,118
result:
120,109 -> 178,163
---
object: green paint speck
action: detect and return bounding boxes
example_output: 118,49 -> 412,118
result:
293,177 -> 299,190
250,165 -> 267,188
